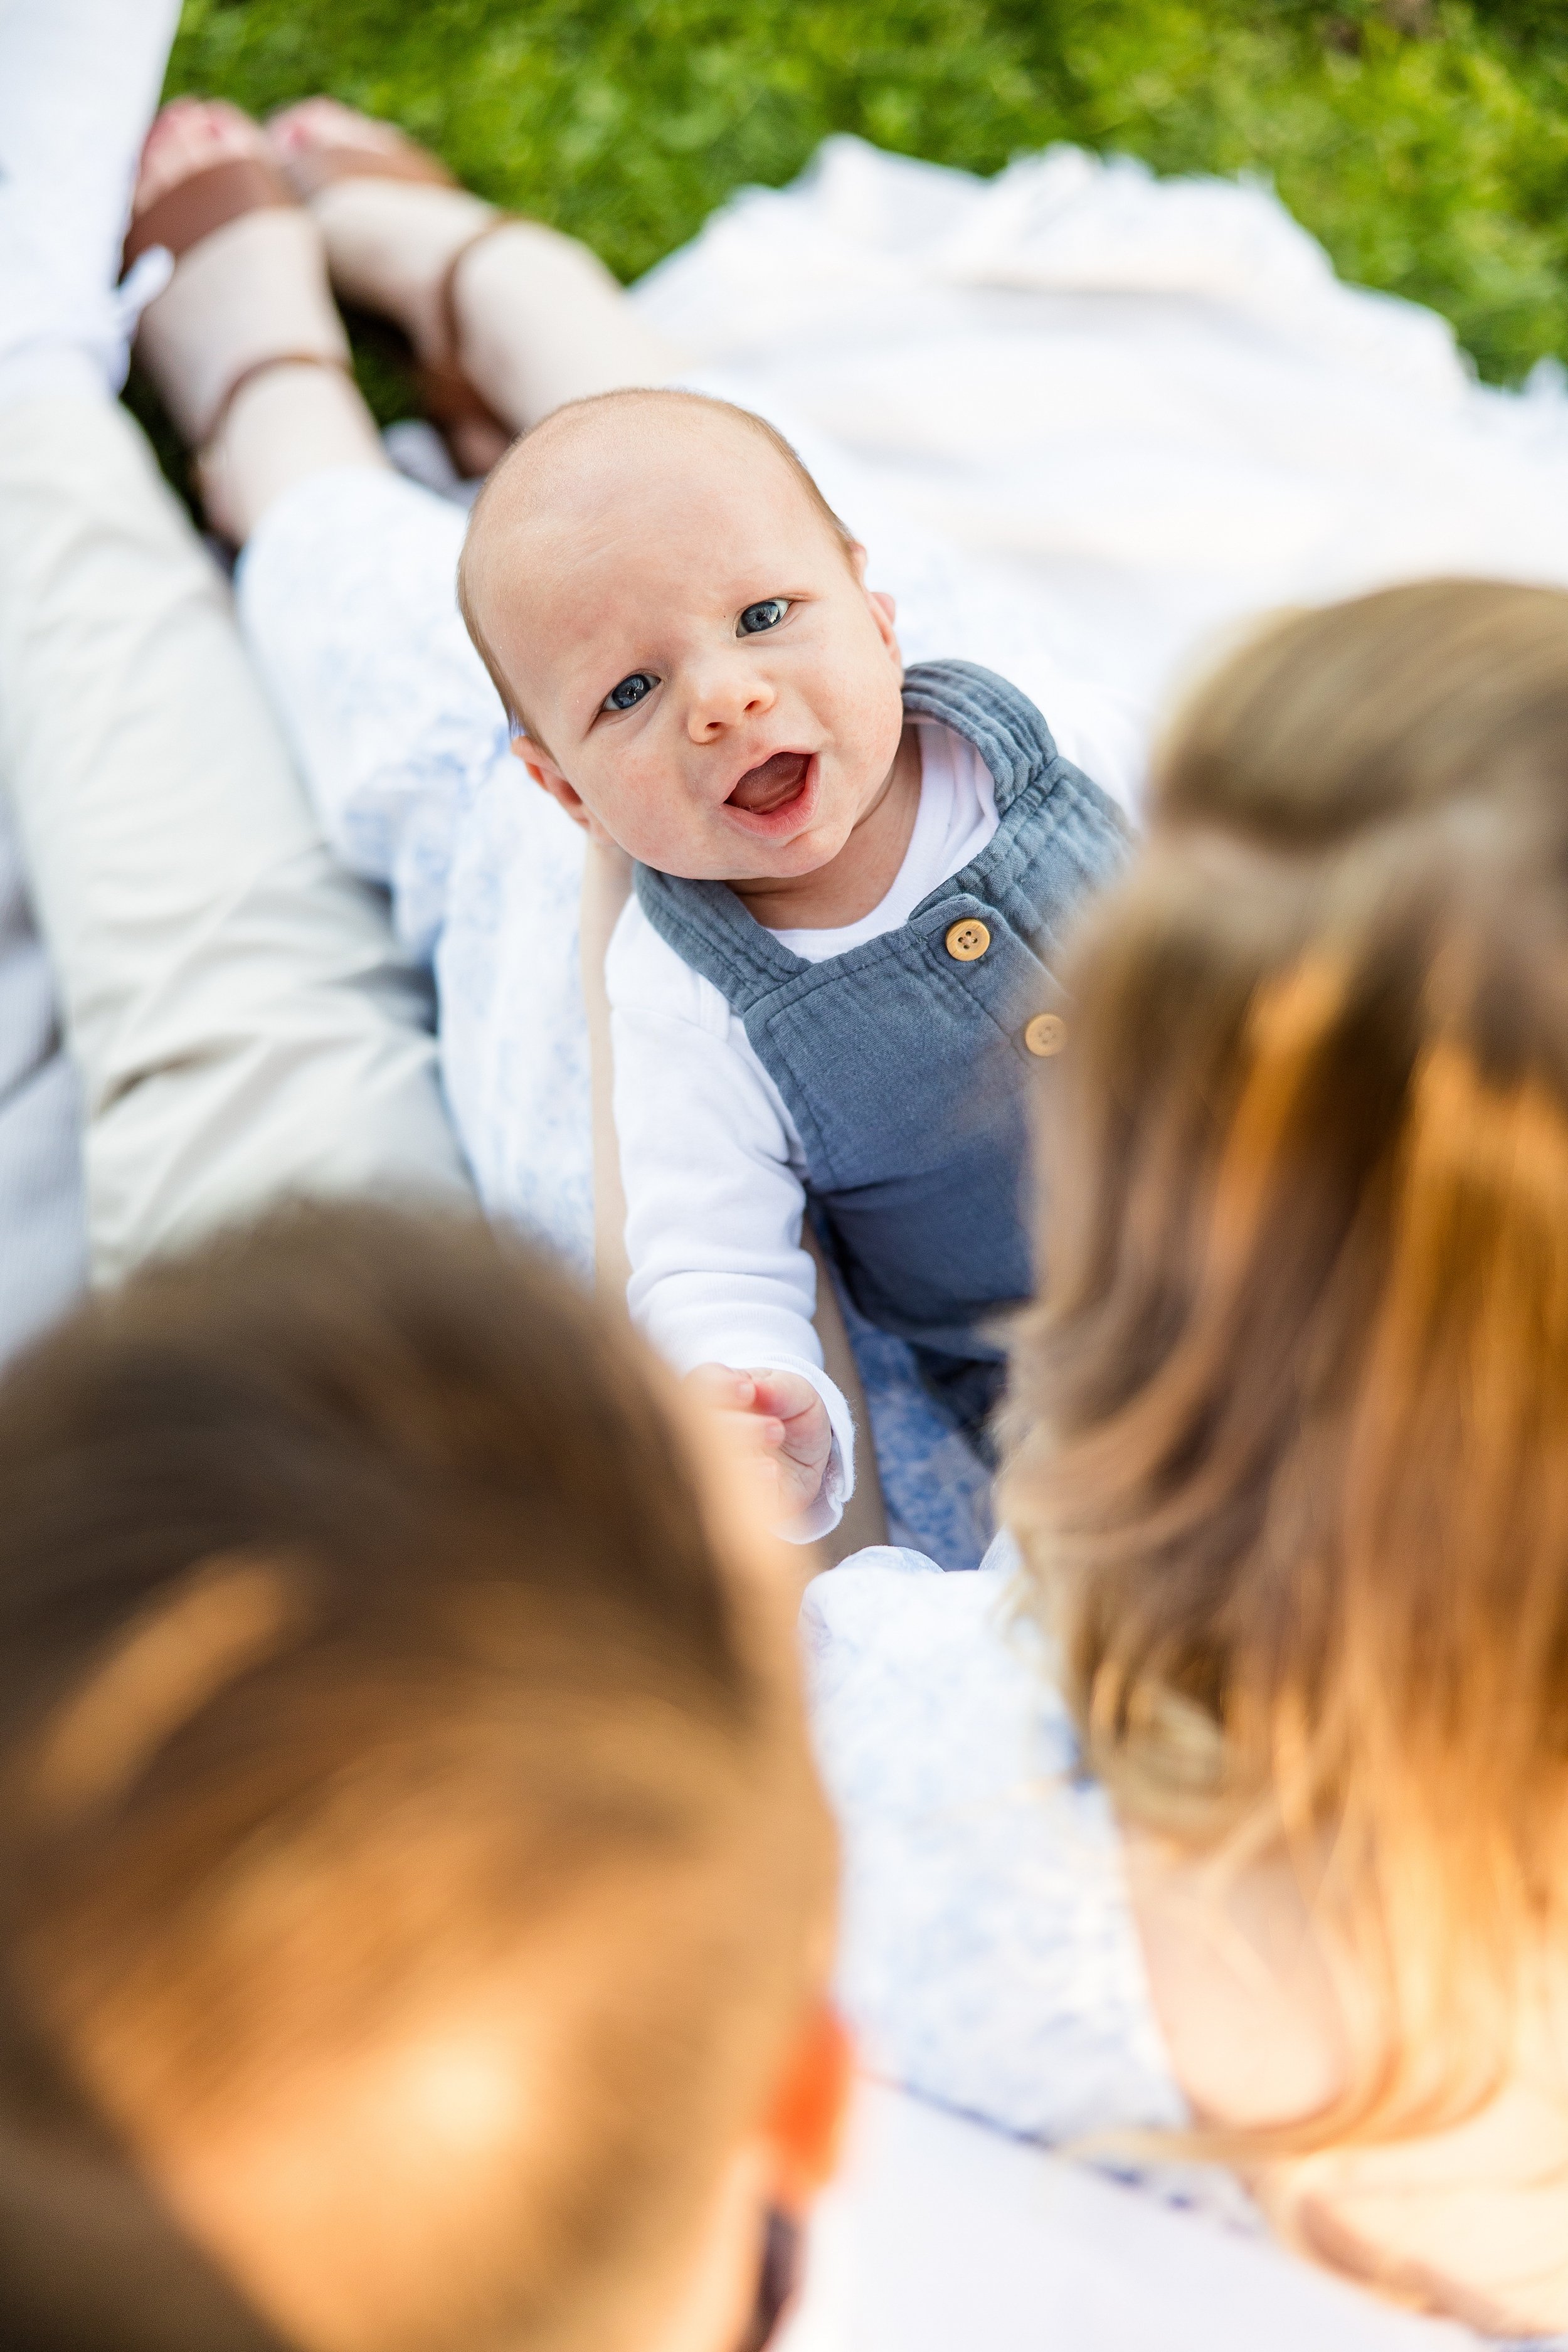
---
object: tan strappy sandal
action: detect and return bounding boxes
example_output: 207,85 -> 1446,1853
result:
123,149 -> 354,458
269,130 -> 522,470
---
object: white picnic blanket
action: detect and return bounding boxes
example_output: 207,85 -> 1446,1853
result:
781,2080 -> 1481,2352
633,135 -> 1568,757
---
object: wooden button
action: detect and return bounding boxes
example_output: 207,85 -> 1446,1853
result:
945,918 -> 992,963
1024,1012 -> 1067,1057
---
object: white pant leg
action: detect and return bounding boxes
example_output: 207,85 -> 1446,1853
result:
0,397 -> 475,1281
238,467 -> 594,1273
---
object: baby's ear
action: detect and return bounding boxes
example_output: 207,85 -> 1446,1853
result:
510,741 -> 618,847
850,543 -> 899,644
509,735 -> 553,788
867,585 -> 902,672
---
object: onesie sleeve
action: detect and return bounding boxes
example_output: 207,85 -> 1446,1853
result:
607,901 -> 856,1541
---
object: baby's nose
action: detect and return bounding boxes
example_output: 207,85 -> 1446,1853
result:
686,660 -> 776,738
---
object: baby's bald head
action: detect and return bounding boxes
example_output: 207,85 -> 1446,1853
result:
454,384 -> 906,885
457,388 -> 858,739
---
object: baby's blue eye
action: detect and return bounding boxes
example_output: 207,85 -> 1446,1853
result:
603,672 -> 656,713
739,599 -> 790,635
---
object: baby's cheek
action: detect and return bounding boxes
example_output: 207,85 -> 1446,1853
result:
834,633 -> 905,745
598,776 -> 723,877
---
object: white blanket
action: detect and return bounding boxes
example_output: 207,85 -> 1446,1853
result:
782,2081 -> 1478,2352
634,136 -> 1568,767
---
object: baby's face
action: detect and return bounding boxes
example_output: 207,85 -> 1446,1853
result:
468,408 -> 907,880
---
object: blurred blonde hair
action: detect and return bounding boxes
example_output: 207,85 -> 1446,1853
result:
1003,580 -> 1568,2152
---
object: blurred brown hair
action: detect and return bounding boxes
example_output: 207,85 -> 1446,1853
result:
1004,580 -> 1568,2150
0,1202 -> 832,2352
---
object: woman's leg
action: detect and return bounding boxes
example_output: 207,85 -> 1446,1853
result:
0,10 -> 474,1283
131,100 -> 391,544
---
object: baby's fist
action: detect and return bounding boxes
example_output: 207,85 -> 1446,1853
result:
687,1364 -> 833,1524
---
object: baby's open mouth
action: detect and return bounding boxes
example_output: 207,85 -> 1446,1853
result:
726,751 -> 812,815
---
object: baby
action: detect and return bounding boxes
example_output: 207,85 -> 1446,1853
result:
458,388 -> 1128,1537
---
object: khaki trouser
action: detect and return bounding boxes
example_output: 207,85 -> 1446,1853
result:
0,395 -> 474,1279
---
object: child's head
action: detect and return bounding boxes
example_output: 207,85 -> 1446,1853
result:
0,1203 -> 840,2352
1004,578 -> 1568,2149
457,389 -> 906,881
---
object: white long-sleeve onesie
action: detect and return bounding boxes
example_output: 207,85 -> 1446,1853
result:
608,720 -> 999,1540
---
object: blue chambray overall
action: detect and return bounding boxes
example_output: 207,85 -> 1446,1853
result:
633,660 -> 1130,1450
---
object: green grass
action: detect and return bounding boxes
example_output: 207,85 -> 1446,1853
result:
165,0 -> 1568,398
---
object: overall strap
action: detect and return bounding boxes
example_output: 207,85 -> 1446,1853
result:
896,658 -> 1061,814
631,869 -> 796,1005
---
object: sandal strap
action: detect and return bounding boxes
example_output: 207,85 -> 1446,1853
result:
275,132 -> 527,468
124,154 -> 297,274
199,350 -> 354,457
406,215 -> 524,460
280,140 -> 458,203
417,353 -> 512,452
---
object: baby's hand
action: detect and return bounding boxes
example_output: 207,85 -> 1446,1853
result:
687,1365 -> 833,1523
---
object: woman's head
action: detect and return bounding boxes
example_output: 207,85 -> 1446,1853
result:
1005,579 -> 1568,2139
0,1203 -> 839,2352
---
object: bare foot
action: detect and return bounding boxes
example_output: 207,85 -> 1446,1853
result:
131,98 -> 378,540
